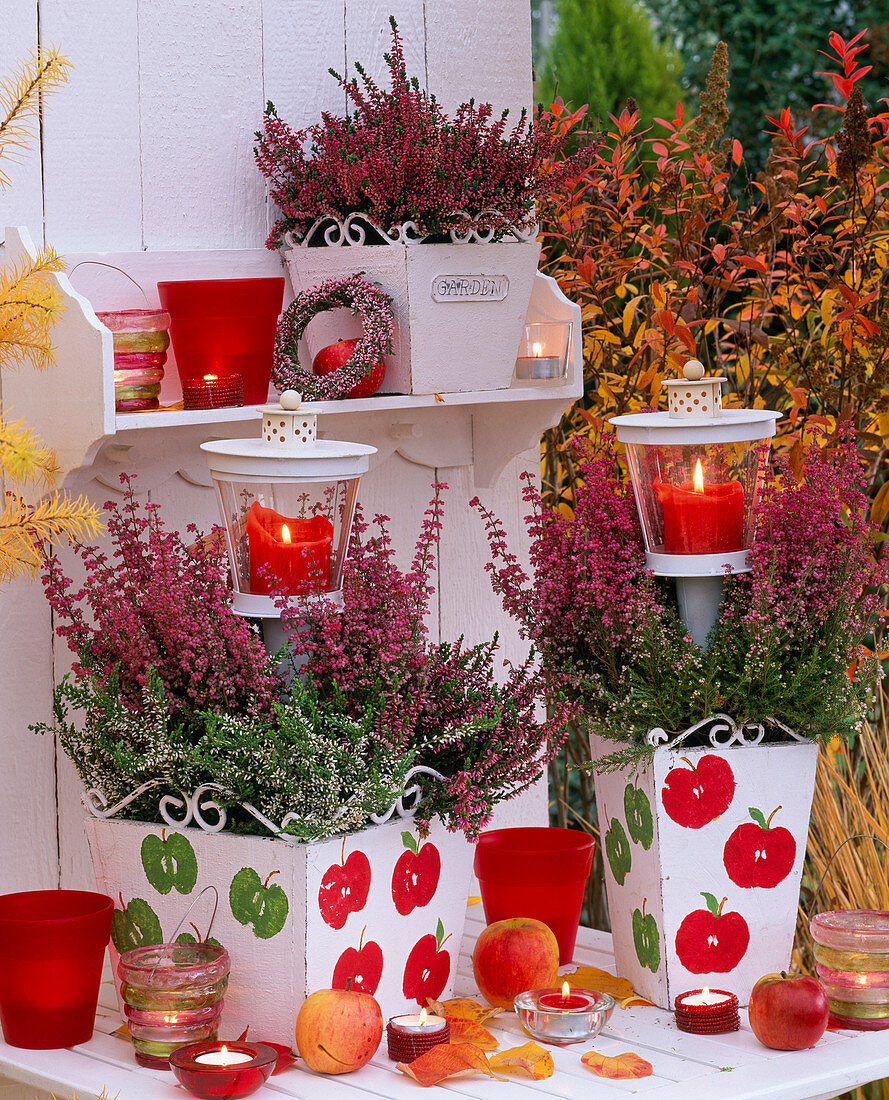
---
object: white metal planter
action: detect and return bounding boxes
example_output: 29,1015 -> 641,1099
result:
85,808 -> 473,1046
282,215 -> 541,395
589,719 -> 818,1009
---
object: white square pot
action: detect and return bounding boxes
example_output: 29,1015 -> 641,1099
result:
589,735 -> 818,1008
85,815 -> 473,1045
283,238 -> 541,395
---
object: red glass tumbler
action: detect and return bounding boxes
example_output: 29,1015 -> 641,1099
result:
474,827 -> 595,964
0,889 -> 113,1048
158,278 -> 285,405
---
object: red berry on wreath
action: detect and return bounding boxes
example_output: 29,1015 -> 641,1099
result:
313,338 -> 385,398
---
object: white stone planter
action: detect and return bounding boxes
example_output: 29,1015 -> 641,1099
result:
589,720 -> 818,1009
282,216 -> 541,395
85,813 -> 474,1046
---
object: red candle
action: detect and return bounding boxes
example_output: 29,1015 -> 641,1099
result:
657,459 -> 744,554
537,982 -> 592,1011
245,501 -> 333,595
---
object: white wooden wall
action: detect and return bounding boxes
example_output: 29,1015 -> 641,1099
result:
0,0 -> 544,923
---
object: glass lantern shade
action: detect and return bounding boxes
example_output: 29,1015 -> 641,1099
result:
201,396 -> 376,617
612,409 -> 781,576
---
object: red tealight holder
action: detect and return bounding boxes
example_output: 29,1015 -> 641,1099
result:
674,988 -> 740,1034
387,1012 -> 450,1062
169,1041 -> 277,1099
182,373 -> 244,410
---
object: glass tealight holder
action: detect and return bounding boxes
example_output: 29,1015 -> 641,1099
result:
514,987 -> 614,1045
812,910 -> 889,1030
97,309 -> 171,413
170,1041 -> 277,1099
514,321 -> 572,385
117,942 -> 230,1067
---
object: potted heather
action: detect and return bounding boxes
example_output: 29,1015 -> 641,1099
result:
36,478 -> 569,1043
473,424 -> 885,1007
254,17 -> 594,397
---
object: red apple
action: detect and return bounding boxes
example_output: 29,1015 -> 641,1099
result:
318,849 -> 371,930
472,917 -> 560,1010
723,806 -> 796,888
748,971 -> 830,1050
295,987 -> 383,1074
674,892 -> 750,974
391,833 -> 441,915
661,754 -> 736,829
312,338 -> 385,398
403,918 -> 452,1006
332,927 -> 383,996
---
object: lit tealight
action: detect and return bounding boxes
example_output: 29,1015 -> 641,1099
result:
194,1043 -> 253,1067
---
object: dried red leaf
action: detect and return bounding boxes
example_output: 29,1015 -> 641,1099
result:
582,1050 -> 653,1079
396,1042 -> 502,1086
447,1018 -> 499,1050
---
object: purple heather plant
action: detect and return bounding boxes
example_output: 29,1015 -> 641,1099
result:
474,426 -> 886,762
41,475 -> 279,721
254,17 -> 598,248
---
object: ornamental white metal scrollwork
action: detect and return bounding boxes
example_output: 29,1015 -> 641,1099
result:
645,713 -> 808,751
285,211 -> 535,250
83,765 -> 448,840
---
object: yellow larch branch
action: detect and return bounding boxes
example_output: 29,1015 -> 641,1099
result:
0,45 -> 72,188
0,491 -> 103,582
0,410 -> 58,486
0,248 -> 65,371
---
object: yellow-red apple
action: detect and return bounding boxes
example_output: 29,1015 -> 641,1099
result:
295,987 -> 383,1073
472,917 -> 560,1009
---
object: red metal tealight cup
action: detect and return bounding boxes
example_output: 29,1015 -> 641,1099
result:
387,1011 -> 450,1062
674,988 -> 740,1034
182,373 -> 244,411
169,1040 -> 277,1099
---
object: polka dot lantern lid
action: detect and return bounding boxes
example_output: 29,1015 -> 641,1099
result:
610,361 -> 781,578
200,391 -> 376,617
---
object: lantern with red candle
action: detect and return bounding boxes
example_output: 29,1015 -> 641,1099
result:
611,360 -> 780,648
201,390 -> 375,653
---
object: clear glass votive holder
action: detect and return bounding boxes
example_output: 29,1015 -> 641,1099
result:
812,910 -> 889,1030
514,987 -> 614,1045
514,321 -> 572,384
117,942 -> 230,1067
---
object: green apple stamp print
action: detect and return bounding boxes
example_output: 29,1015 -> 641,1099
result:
230,867 -> 288,940
604,813 -> 632,885
111,894 -> 163,953
141,829 -> 198,895
633,898 -> 660,973
624,783 -> 653,850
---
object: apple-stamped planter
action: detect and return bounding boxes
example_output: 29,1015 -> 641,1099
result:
83,770 -> 474,1046
590,717 -> 818,1009
282,214 -> 541,395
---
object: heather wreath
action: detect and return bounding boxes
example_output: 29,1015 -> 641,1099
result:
474,425 -> 886,769
254,17 -> 597,248
272,272 -> 394,399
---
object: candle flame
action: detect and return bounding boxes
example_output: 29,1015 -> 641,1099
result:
693,459 -> 705,493
281,523 -> 291,544
532,341 -> 543,357
419,1007 -> 428,1026
203,373 -> 218,381
220,1044 -> 230,1064
561,980 -> 570,1002
702,987 -> 710,999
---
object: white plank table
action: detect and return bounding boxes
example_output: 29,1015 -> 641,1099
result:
2,910 -> 887,1100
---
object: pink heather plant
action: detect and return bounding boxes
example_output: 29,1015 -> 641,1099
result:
475,427 -> 886,764
284,483 -> 572,837
254,17 -> 598,248
41,476 -> 279,721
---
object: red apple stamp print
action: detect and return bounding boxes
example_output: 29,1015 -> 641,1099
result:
723,805 -> 796,888
392,831 -> 441,915
318,839 -> 371,930
402,918 -> 451,1005
675,892 -> 750,974
661,755 -> 736,829
332,925 -> 384,996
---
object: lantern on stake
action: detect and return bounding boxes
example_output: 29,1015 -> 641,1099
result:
611,360 -> 780,648
200,390 -> 376,651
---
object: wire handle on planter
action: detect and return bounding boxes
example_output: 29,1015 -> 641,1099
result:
147,885 -> 220,985
68,260 -> 151,305
806,834 -> 889,921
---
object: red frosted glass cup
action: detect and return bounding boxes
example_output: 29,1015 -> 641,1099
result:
474,827 -> 595,964
0,889 -> 113,1048
157,278 -> 285,405
170,1040 -> 277,1098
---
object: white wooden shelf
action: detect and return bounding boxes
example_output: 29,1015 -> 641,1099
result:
1,914 -> 886,1100
2,227 -> 583,491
